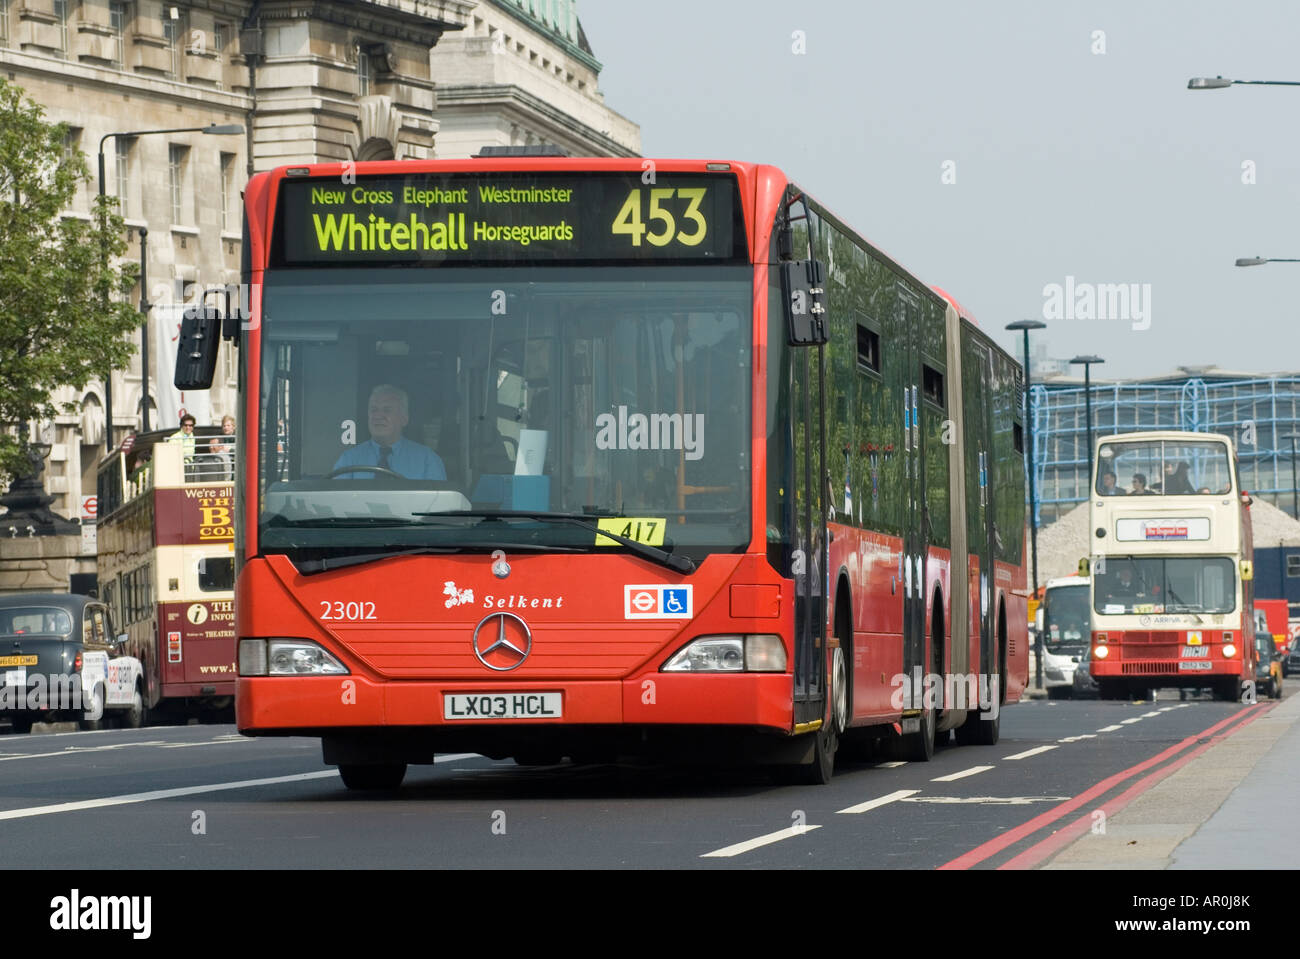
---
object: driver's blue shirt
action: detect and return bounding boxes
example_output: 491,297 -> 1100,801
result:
333,437 -> 446,480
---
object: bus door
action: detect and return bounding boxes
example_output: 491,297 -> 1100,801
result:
964,337 -> 996,676
791,314 -> 828,729
900,288 -> 927,679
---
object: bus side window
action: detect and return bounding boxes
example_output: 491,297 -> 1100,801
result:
83,611 -> 94,646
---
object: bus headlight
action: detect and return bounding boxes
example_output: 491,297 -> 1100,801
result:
1093,645 -> 1109,659
662,634 -> 787,672
239,639 -> 349,676
1222,643 -> 1237,658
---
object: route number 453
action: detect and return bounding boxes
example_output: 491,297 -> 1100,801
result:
612,188 -> 707,247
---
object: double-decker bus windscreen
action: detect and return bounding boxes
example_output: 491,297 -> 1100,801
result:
1094,557 -> 1236,615
257,267 -> 752,564
1096,439 -> 1232,496
1043,585 -> 1090,652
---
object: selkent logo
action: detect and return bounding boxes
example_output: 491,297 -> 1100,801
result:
624,585 -> 692,620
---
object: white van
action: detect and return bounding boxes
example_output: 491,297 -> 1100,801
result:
1035,576 -> 1091,698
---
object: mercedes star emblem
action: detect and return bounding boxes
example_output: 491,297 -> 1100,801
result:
472,612 -> 532,671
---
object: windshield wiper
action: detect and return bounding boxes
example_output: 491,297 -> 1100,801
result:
295,541 -> 589,575
413,510 -> 696,573
1162,586 -> 1205,623
297,547 -> 458,574
265,516 -> 423,528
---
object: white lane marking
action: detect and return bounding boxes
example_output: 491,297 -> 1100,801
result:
0,741 -> 169,762
158,739 -> 252,749
1120,717 -> 1143,725
903,795 -> 1070,805
1003,745 -> 1058,760
931,765 -> 995,782
0,771 -> 338,821
1158,707 -> 1176,712
701,824 -> 823,858
1141,711 -> 1161,718
874,761 -> 908,768
0,752 -> 484,822
1175,703 -> 1191,708
836,789 -> 919,814
1097,724 -> 1123,732
1056,734 -> 1096,743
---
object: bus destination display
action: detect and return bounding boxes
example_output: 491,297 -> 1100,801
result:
275,173 -> 745,266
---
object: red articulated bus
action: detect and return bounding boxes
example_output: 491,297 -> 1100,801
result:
177,156 -> 1028,789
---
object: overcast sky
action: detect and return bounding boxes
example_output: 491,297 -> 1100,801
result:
579,0 -> 1300,379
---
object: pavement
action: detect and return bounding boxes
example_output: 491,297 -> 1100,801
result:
1043,687 -> 1299,869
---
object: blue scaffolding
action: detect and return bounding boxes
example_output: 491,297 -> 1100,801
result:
1029,374 -> 1300,526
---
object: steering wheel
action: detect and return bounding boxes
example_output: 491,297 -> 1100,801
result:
324,465 -> 403,480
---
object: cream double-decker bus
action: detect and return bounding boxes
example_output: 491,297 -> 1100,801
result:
1087,430 -> 1256,701
96,427 -> 236,722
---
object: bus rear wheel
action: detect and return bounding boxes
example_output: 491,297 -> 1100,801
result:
338,763 -> 407,791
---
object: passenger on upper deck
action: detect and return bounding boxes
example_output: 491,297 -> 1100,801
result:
1099,470 -> 1124,495
1161,461 -> 1196,495
1129,473 -> 1154,495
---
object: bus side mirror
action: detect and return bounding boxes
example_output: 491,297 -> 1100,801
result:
175,305 -> 222,390
782,259 -> 829,346
1241,560 -> 1254,582
1077,557 -> 1090,575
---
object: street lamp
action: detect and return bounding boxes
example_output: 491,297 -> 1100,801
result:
138,227 -> 151,432
96,123 -> 243,450
1007,319 -> 1047,691
1188,76 -> 1300,90
1235,257 -> 1300,268
1070,355 -> 1104,491
1284,433 -> 1300,521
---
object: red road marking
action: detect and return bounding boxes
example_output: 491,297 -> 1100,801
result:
998,701 -> 1277,869
938,706 -> 1263,870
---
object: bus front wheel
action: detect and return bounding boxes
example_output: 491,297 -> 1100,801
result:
339,763 -> 407,791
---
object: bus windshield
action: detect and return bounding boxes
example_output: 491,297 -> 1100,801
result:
1042,584 -> 1089,651
257,266 -> 753,561
1094,556 -> 1236,615
1096,439 -> 1232,496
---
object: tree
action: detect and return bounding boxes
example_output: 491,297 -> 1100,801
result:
0,75 -> 140,483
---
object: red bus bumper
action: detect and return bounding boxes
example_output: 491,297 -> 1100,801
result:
1089,628 -> 1247,680
236,672 -> 794,734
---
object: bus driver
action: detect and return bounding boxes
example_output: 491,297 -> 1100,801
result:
333,384 -> 446,480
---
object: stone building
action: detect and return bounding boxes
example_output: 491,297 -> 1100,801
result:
0,0 -> 638,593
429,0 -> 638,158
